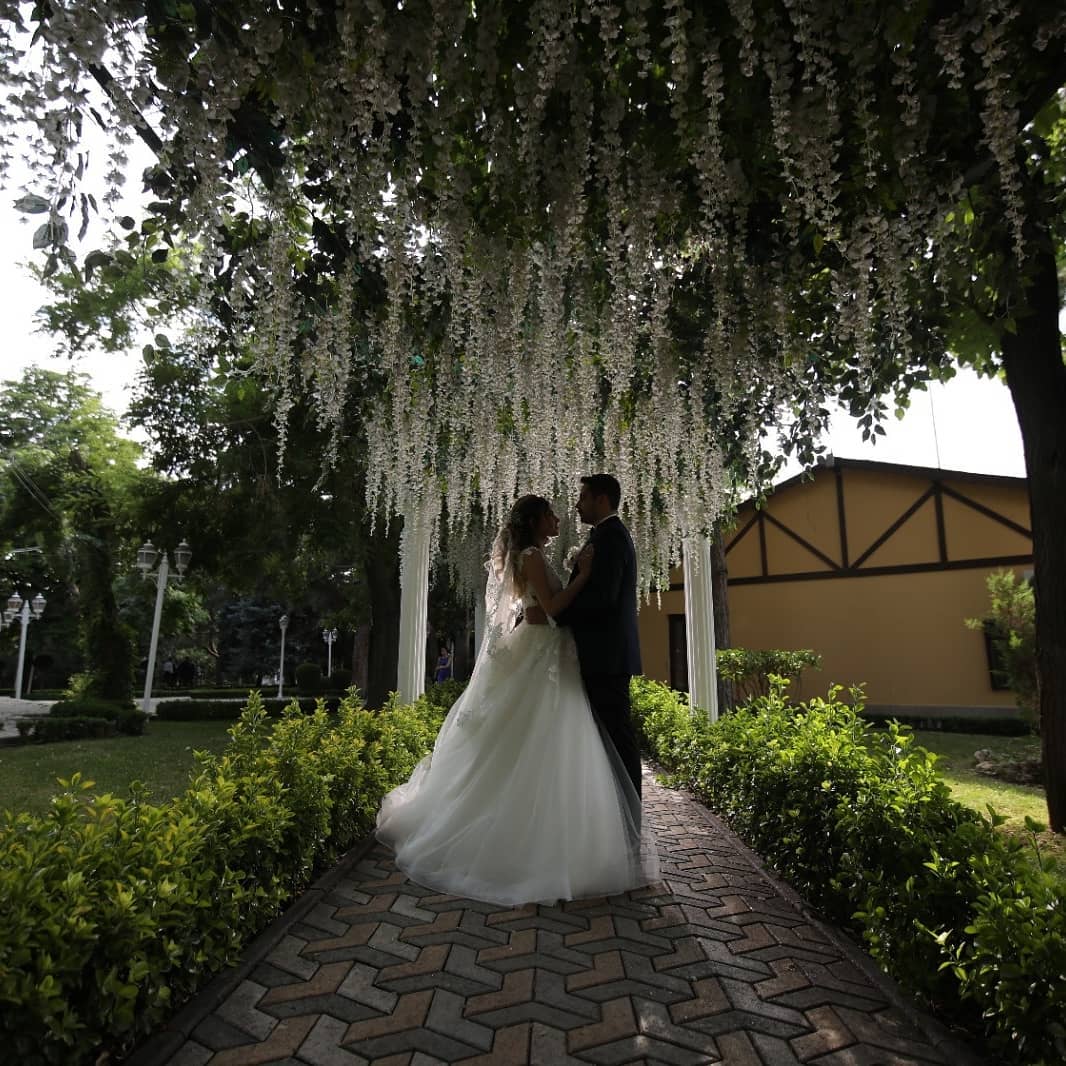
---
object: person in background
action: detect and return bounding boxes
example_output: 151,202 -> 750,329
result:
434,645 -> 453,683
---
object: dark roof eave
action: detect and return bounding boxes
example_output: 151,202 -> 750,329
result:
738,456 -> 1028,511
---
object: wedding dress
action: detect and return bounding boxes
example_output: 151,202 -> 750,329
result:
376,546 -> 657,906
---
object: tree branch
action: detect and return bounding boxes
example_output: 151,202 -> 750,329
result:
86,61 -> 164,158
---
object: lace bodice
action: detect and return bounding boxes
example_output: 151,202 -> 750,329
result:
518,546 -> 561,609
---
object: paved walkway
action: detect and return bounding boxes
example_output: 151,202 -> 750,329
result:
0,695 -> 51,734
0,695 -> 189,735
130,771 -> 985,1066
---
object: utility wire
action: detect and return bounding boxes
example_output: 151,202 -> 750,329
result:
929,388 -> 943,469
3,457 -> 64,524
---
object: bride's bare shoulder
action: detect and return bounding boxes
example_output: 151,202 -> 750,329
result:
519,546 -> 548,577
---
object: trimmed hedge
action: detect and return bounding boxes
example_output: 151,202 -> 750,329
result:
295,661 -> 322,693
50,697 -> 134,718
154,696 -> 342,720
154,687 -> 447,721
0,690 -> 444,1064
860,709 -> 1030,736
14,698 -> 149,743
715,647 -> 821,707
329,668 -> 353,690
14,709 -> 148,743
149,686 -> 278,699
16,716 -> 117,742
631,676 -> 1065,1064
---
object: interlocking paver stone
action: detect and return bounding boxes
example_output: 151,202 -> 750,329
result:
215,981 -> 277,1041
168,1042 -> 215,1066
297,1015 -> 369,1066
143,769 -> 983,1066
209,1017 -> 317,1066
424,988 -> 494,1050
458,1021 -> 532,1064
338,961 -> 401,1013
191,1013 -> 266,1052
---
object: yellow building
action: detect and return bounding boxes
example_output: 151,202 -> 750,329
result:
640,458 -> 1033,718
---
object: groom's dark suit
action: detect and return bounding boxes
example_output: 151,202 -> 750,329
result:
556,515 -> 643,798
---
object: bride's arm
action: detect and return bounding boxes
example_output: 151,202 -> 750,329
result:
522,547 -> 592,618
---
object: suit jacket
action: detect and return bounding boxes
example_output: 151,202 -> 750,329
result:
556,515 -> 642,678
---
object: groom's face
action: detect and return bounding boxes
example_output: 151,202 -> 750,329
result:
577,485 -> 605,525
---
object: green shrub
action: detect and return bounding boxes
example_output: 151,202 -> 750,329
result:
930,824 -> 1066,1065
0,689 -> 445,1064
715,648 -> 821,709
422,677 -> 466,711
62,672 -> 97,701
631,676 -> 1065,1064
294,661 -> 322,693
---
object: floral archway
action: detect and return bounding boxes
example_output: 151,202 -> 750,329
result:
2,0 -> 1061,718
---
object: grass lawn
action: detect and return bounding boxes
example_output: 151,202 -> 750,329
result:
907,729 -> 1064,870
0,720 -> 235,818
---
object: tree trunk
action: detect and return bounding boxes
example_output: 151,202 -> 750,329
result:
364,523 -> 401,710
68,451 -> 135,704
1000,235 -> 1066,833
453,615 -> 474,680
711,527 -> 735,711
351,625 -> 369,698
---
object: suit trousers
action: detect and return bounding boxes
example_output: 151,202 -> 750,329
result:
583,673 -> 642,800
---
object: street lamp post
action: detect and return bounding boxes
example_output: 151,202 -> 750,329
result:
277,614 -> 289,698
136,539 -> 191,715
5,591 -> 46,700
322,627 -> 338,678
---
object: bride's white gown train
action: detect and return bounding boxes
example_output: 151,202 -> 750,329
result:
376,550 -> 657,906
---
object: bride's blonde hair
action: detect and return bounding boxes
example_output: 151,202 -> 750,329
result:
492,494 -> 551,597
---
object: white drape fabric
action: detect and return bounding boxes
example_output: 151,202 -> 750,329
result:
683,534 -> 719,723
397,504 -> 432,704
473,579 -> 486,662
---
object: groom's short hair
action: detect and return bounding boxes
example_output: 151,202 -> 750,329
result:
582,473 -> 621,510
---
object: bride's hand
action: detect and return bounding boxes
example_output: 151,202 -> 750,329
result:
575,544 -> 594,574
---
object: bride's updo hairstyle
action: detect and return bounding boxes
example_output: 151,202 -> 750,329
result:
492,494 -> 551,597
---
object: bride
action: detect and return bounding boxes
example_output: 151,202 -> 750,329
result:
376,494 -> 657,906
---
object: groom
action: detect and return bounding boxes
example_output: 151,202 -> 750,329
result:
557,474 -> 643,798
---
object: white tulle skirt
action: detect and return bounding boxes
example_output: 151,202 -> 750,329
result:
376,621 -> 658,906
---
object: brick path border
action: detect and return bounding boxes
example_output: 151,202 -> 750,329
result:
126,770 -> 990,1066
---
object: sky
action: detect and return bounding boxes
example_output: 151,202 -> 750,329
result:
0,104 -> 1029,483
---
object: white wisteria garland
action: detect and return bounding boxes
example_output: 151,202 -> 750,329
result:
0,0 -> 1059,594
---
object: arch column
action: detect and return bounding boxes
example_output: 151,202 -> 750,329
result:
683,534 -> 719,722
396,502 -> 432,704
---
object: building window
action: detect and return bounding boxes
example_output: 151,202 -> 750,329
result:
669,614 -> 688,693
981,620 -> 1012,691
